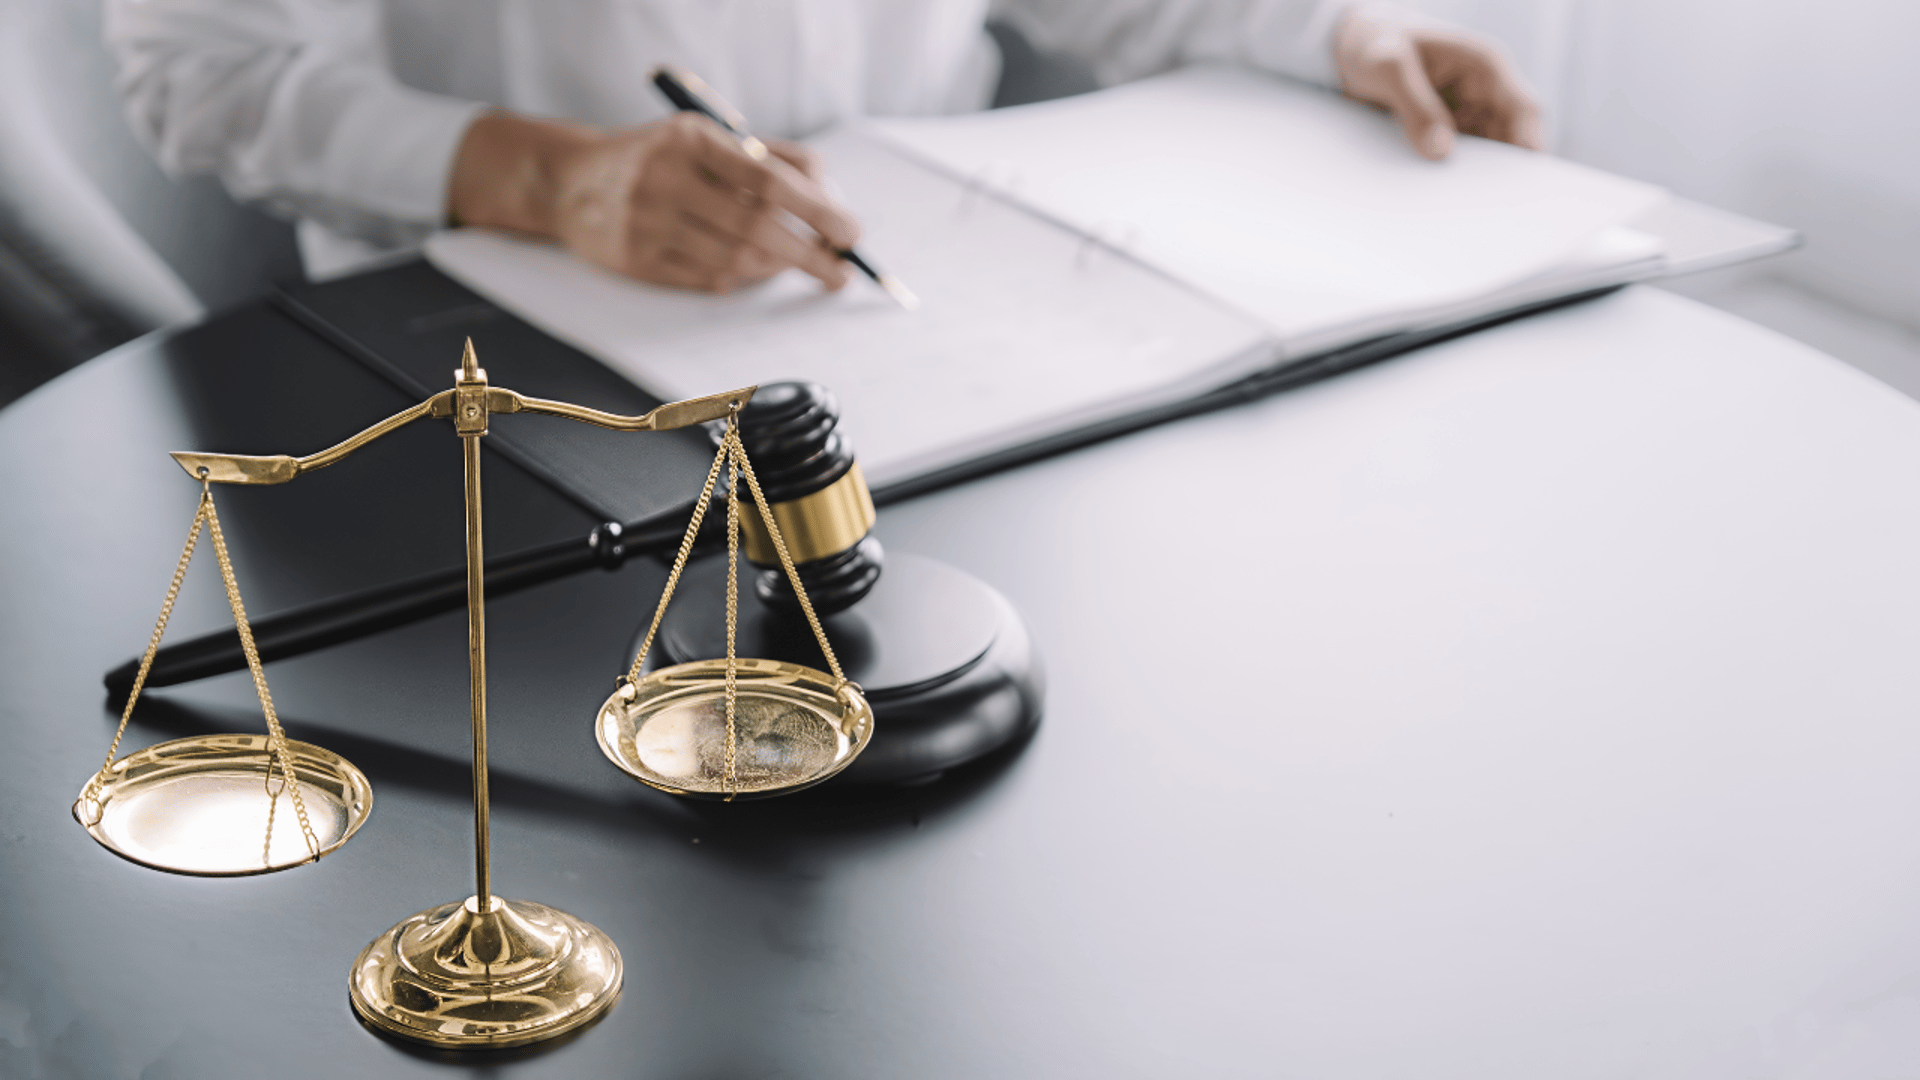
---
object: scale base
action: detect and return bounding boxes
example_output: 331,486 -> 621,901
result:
655,553 -> 1044,785
348,895 -> 622,1049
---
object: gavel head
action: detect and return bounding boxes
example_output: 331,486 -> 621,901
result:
725,381 -> 882,616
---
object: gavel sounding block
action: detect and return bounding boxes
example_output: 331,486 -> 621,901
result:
651,553 -> 1042,784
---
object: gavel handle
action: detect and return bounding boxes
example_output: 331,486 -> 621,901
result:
100,515 -> 715,704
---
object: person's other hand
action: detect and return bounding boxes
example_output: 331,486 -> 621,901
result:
1333,4 -> 1544,161
450,111 -> 861,293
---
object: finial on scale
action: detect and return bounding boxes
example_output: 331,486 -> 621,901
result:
457,337 -> 484,384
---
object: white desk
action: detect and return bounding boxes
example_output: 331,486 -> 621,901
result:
869,285 -> 1920,1077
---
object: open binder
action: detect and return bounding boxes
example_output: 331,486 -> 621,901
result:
408,66 -> 1794,505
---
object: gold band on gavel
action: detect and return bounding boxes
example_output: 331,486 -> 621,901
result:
739,462 -> 876,566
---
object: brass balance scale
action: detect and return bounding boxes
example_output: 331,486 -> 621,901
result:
71,341 -> 873,1048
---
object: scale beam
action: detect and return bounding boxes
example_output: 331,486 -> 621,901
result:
506,386 -> 753,433
168,383 -> 754,486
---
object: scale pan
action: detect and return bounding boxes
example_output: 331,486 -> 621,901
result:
73,734 -> 372,876
597,658 -> 873,799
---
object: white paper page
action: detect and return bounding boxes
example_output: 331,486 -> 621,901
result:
1271,225 -> 1667,357
1624,196 -> 1799,276
426,127 -> 1269,488
870,66 -> 1668,347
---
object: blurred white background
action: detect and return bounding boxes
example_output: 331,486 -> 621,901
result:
1421,0 -> 1920,396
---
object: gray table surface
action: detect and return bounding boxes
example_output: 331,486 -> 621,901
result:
8,285 -> 1920,1079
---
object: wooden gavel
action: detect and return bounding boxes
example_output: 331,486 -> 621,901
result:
724,380 -> 883,616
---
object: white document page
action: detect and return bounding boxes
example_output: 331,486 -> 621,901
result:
1623,196 -> 1799,276
426,127 -> 1270,488
1363,224 -> 1668,352
870,66 -> 1668,353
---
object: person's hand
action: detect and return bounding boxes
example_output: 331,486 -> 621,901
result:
449,111 -> 861,293
1333,4 -> 1544,161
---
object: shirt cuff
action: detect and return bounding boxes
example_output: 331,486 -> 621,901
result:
1243,0 -> 1350,87
320,81 -> 487,227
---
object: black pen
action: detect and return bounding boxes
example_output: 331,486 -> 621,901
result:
651,64 -> 920,311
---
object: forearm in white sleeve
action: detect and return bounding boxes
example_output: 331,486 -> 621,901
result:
989,0 -> 1350,88
105,0 -> 483,246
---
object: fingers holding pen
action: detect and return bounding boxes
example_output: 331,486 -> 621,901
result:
640,210 -> 784,293
765,139 -> 827,183
664,119 -> 860,289
601,115 -> 857,291
455,109 -> 866,293
676,118 -> 862,246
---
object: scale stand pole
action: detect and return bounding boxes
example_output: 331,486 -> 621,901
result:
349,342 -> 624,1048
455,347 -> 493,912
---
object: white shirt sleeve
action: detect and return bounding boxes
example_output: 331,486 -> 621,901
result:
989,0 -> 1350,89
105,0 -> 483,248
102,0 -> 1346,269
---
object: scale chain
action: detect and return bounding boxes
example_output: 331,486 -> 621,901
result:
80,488 -> 209,815
80,482 -> 320,864
203,489 -> 321,863
617,417 -> 855,801
726,430 -> 848,685
625,439 -> 731,684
